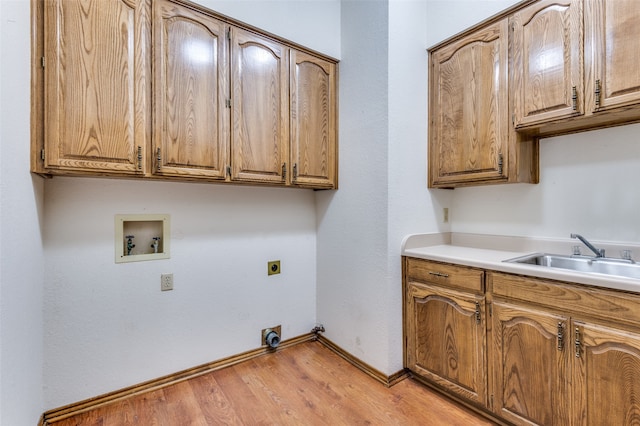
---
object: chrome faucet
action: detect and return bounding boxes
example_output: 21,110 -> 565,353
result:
570,233 -> 605,258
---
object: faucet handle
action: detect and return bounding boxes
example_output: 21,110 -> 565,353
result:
622,250 -> 633,261
572,245 -> 581,256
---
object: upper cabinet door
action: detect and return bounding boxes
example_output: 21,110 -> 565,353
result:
429,21 -> 510,187
585,0 -> 640,113
290,50 -> 337,189
230,29 -> 289,185
511,0 -> 583,128
44,0 -> 150,174
153,0 -> 229,179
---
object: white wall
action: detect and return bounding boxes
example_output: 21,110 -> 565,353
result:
388,0 -> 450,373
316,0 -> 446,376
43,179 -> 318,407
316,0 -> 391,370
196,0 -> 341,59
426,0 -> 519,46
0,0 -> 46,424
42,0 -> 340,409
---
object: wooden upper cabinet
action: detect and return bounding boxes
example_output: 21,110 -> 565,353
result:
429,21 -> 508,187
492,301 -> 570,426
230,28 -> 289,185
511,0 -> 583,128
585,0 -> 640,113
153,0 -> 229,179
33,0 -> 338,189
43,0 -> 150,174
290,50 -> 337,189
573,320 -> 640,425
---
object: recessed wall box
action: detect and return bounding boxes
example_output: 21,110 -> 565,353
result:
115,214 -> 170,263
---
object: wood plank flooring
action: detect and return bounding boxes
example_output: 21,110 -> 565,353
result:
50,341 -> 495,425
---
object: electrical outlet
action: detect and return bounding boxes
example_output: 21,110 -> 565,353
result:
443,207 -> 449,223
161,273 -> 173,291
268,260 -> 281,276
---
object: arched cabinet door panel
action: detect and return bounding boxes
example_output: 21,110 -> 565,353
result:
290,50 -> 337,189
492,302 -> 570,426
405,282 -> 487,406
230,28 -> 288,185
573,320 -> 640,425
153,0 -> 229,179
511,0 -> 583,128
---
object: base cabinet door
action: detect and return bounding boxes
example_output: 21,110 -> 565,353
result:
406,283 -> 486,406
492,301 -> 570,426
573,321 -> 640,425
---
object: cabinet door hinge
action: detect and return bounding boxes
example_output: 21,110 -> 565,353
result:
575,327 -> 581,358
475,301 -> 481,324
156,148 -> 162,172
488,302 -> 492,317
282,163 -> 287,180
490,394 -> 494,410
41,148 -> 45,161
41,56 -> 45,68
293,163 -> 298,180
225,99 -> 231,108
497,153 -> 504,175
226,165 -> 231,177
227,29 -> 231,41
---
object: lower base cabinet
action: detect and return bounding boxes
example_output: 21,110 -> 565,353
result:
403,257 -> 640,426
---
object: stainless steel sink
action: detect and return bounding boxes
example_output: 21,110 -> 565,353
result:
504,253 -> 640,280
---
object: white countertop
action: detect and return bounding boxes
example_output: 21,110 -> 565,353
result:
402,233 -> 640,293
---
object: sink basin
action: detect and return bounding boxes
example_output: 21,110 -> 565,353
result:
504,253 -> 640,280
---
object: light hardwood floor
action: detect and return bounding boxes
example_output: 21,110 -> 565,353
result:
50,341 -> 495,425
